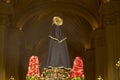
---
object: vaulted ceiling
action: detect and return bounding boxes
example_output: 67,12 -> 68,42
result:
15,0 -> 101,29
2,0 -> 102,58
6,0 -> 102,58
0,0 -> 103,79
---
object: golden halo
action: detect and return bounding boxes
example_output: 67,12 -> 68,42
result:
53,16 -> 63,26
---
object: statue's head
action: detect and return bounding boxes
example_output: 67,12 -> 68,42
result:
52,16 -> 63,26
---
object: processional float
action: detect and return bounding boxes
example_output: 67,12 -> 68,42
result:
26,16 -> 85,80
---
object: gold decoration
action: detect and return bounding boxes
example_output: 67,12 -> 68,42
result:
6,0 -> 11,3
53,16 -> 63,26
9,76 -> 15,80
116,58 -> 120,68
48,35 -> 67,43
103,0 -> 110,3
97,75 -> 103,80
2,0 -> 11,4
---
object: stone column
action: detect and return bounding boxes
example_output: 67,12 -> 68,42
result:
104,12 -> 120,80
5,29 -> 23,80
93,29 -> 108,80
0,15 -> 9,80
101,0 -> 120,80
84,49 -> 95,80
0,2 -> 19,80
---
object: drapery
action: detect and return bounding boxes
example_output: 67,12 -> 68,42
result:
46,25 -> 71,68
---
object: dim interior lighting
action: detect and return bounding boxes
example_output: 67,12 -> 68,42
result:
2,0 -> 11,4
116,58 -> 120,80
116,58 -> 120,68
6,0 -> 11,3
93,27 -> 96,31
97,75 -> 103,80
103,0 -> 110,3
106,0 -> 110,2
19,26 -> 23,31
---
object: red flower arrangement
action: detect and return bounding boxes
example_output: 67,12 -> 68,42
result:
71,57 -> 84,80
26,56 -> 40,80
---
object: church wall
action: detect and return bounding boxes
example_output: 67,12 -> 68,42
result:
105,19 -> 120,80
0,15 -> 8,80
0,2 -> 12,79
102,0 -> 120,80
5,29 -> 23,80
92,28 -> 108,80
84,49 -> 95,80
0,2 -> 20,80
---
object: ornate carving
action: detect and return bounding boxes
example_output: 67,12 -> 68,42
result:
101,0 -> 120,26
103,12 -> 120,25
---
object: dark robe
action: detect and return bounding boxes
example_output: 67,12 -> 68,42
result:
46,25 -> 71,68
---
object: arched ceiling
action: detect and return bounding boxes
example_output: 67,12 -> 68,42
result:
5,0 -> 102,56
22,12 -> 92,62
14,0 -> 102,30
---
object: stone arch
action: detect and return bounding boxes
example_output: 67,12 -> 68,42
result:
16,3 -> 99,31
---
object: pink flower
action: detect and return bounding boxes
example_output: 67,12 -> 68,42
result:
73,57 -> 83,68
27,56 -> 40,77
71,57 -> 84,78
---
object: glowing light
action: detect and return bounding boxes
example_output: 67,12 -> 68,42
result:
97,75 -> 103,80
52,16 -> 63,26
103,0 -> 110,3
116,58 -> 120,68
19,26 -> 23,31
9,76 -> 15,80
2,0 -> 11,4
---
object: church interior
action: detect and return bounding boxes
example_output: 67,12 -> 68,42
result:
0,0 -> 120,80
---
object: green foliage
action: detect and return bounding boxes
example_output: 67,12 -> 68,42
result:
40,67 -> 71,80
71,77 -> 84,80
26,76 -> 39,80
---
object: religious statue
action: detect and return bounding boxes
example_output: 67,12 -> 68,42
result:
46,16 -> 71,68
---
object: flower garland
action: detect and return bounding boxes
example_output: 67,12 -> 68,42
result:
40,66 -> 71,80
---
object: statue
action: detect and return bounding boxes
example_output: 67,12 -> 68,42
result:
46,16 -> 71,68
